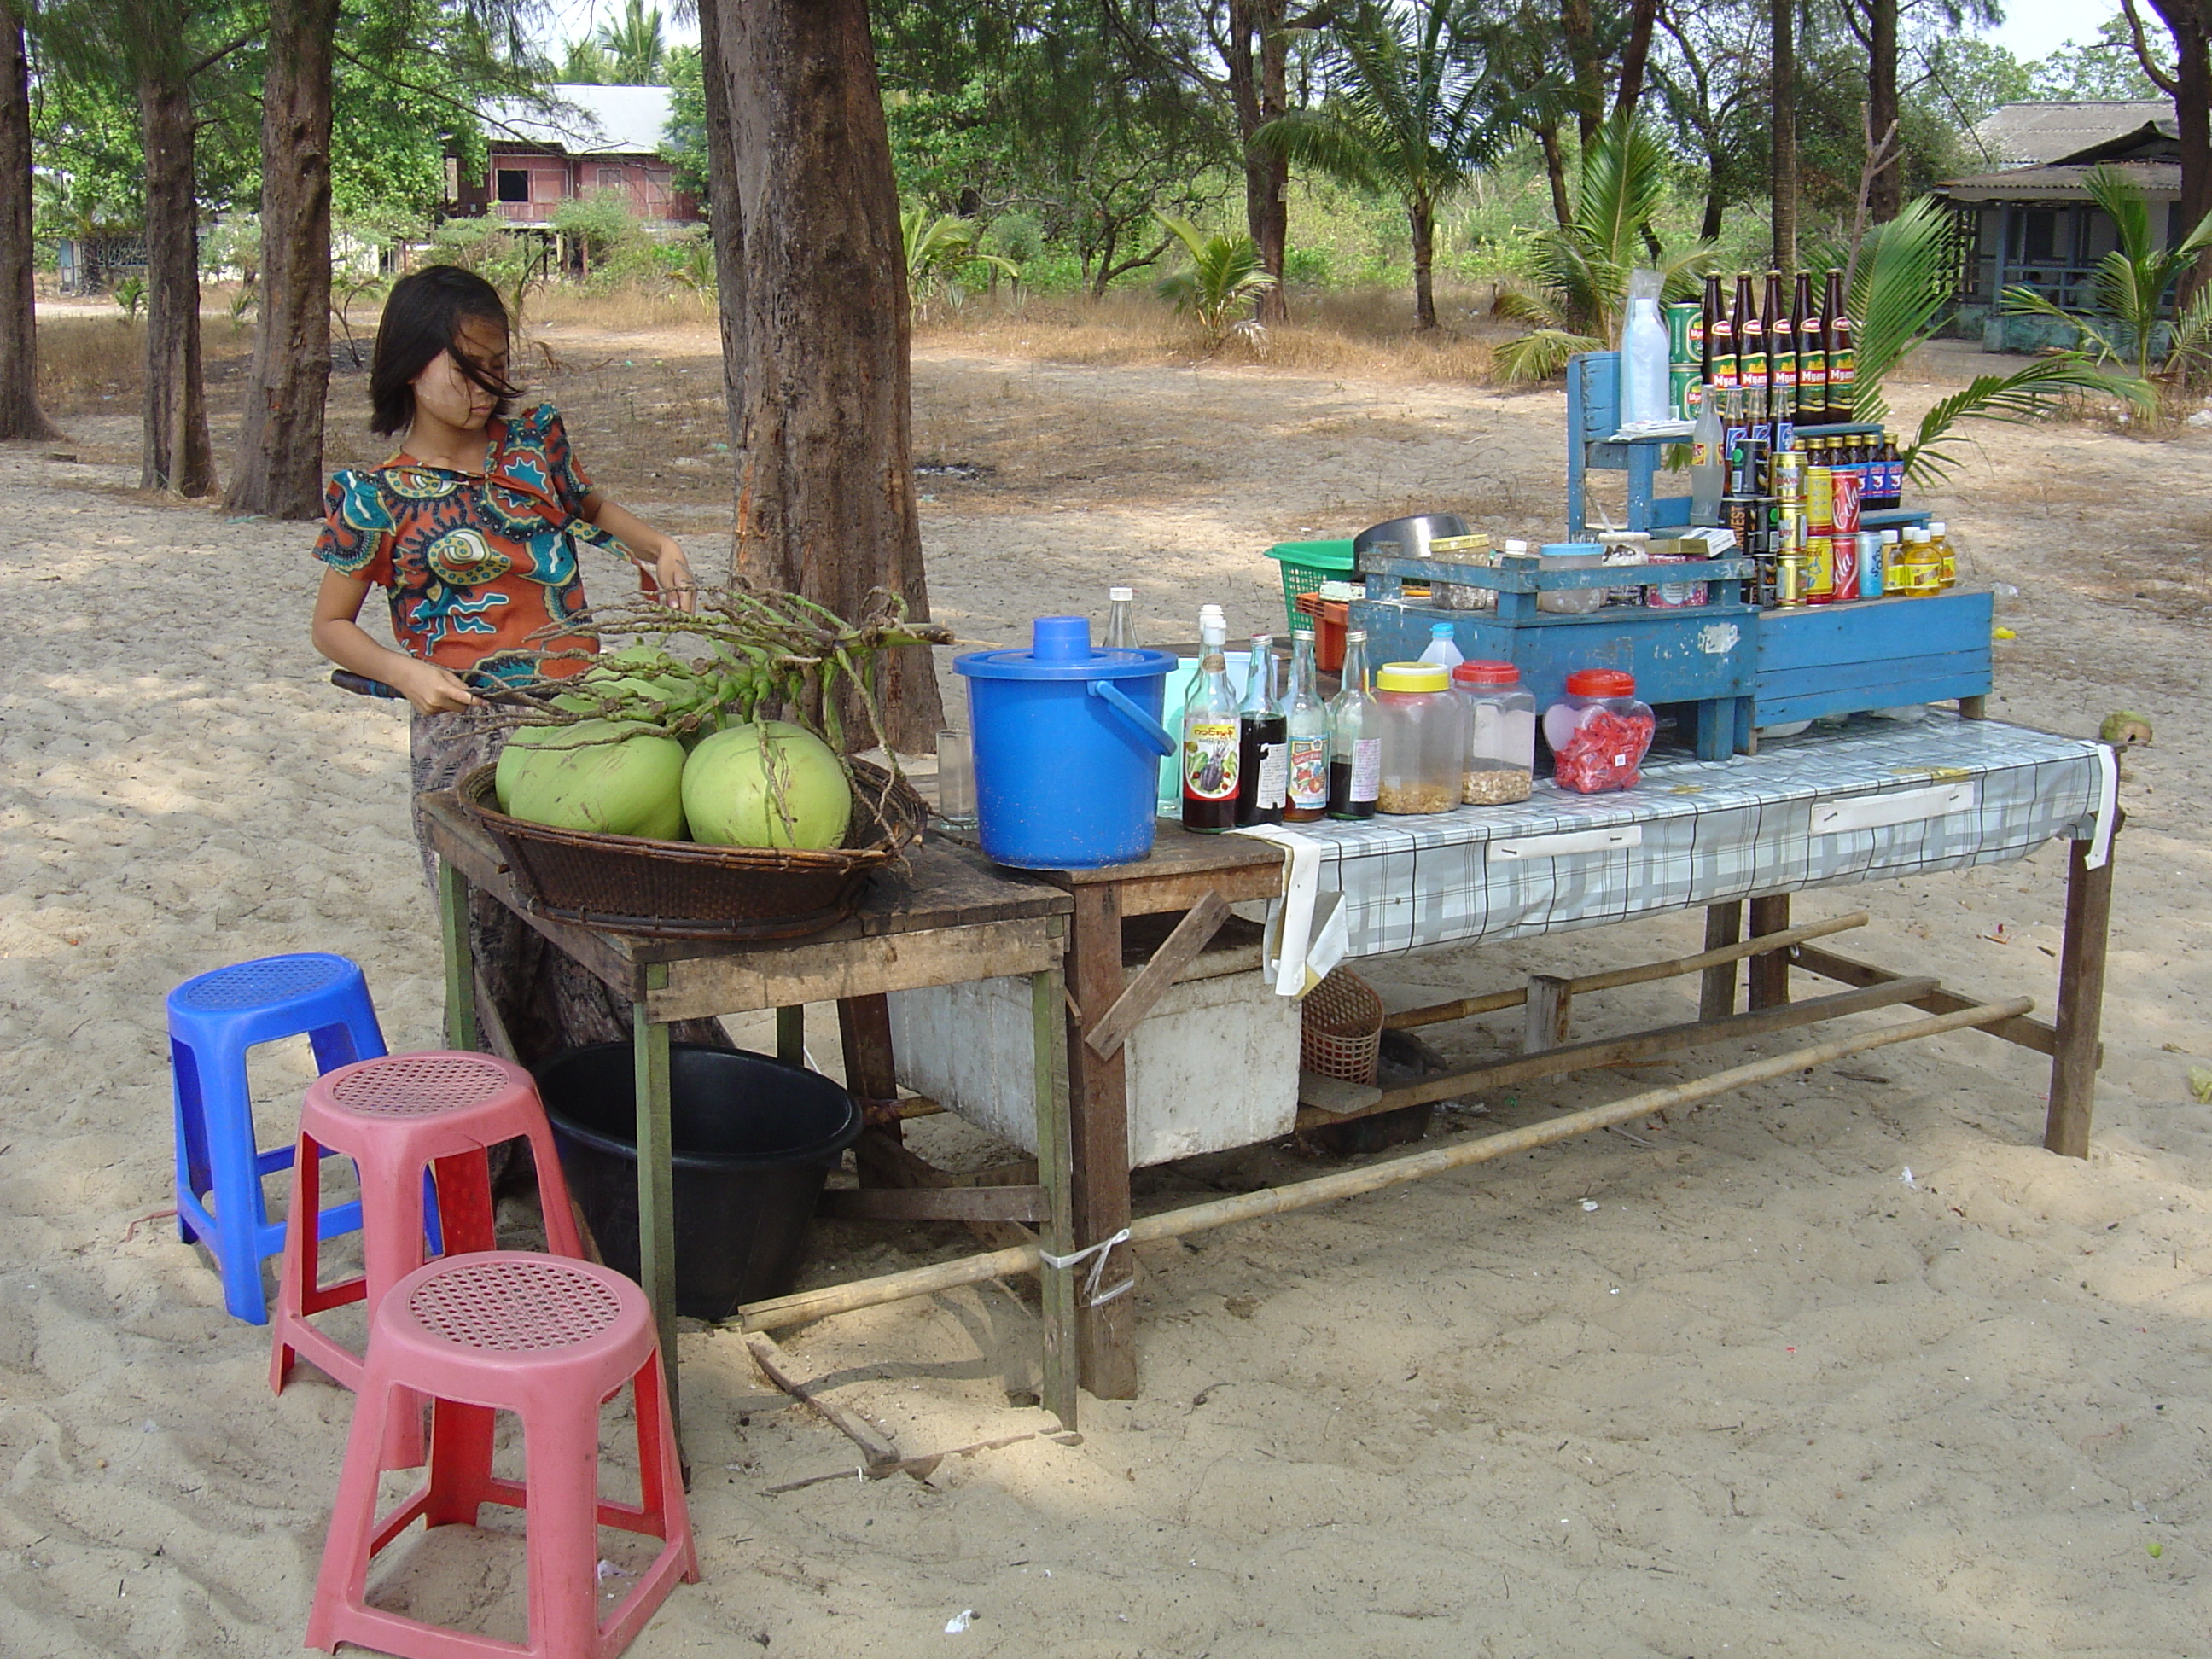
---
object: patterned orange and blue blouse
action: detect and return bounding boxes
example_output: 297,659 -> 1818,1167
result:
313,404 -> 618,685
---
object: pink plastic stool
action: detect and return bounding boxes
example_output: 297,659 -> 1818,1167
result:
306,1253 -> 697,1659
271,1051 -> 585,1403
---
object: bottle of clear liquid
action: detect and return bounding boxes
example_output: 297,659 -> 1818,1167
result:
1104,585 -> 1137,649
1326,628 -> 1380,819
1621,269 -> 1670,427
1284,627 -> 1330,823
1418,620 -> 1464,670
1181,612 -> 1238,832
1690,381 -> 1725,526
1235,634 -> 1286,826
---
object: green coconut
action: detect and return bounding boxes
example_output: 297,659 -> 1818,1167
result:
498,719 -> 688,841
682,721 -> 853,850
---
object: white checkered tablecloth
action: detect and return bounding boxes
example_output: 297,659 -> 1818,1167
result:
1275,716 -> 2114,960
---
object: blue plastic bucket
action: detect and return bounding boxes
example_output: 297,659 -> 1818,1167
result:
956,617 -> 1179,870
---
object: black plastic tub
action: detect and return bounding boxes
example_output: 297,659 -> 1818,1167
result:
533,1043 -> 864,1322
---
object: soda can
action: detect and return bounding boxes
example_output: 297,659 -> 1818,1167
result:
1755,556 -> 1780,608
1770,449 -> 1805,501
1830,469 -> 1861,536
1857,531 -> 1884,597
1723,495 -> 1760,550
1806,466 -> 1834,530
1667,301 -> 1700,364
1806,536 -> 1834,602
1830,529 -> 1858,600
1777,553 -> 1809,608
1775,506 -> 1807,556
1670,366 -> 1701,421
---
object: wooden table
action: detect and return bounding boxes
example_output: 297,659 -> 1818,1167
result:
1023,785 -> 2116,1402
418,792 -> 1079,1423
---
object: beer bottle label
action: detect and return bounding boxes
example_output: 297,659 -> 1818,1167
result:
1828,347 -> 1854,389
1287,736 -> 1328,810
1799,343 -> 1827,391
1741,343 -> 1767,387
1773,350 -> 1796,393
1183,720 -> 1238,801
1710,353 -> 1738,392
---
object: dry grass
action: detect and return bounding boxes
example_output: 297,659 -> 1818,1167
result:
527,284 -> 718,336
34,312 -> 259,420
915,283 -> 1505,384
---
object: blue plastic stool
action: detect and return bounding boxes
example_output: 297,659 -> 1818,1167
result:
167,954 -> 389,1324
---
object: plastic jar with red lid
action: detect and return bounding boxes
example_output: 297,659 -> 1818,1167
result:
1543,668 -> 1656,794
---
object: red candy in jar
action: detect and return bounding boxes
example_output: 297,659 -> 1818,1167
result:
1545,668 -> 1656,793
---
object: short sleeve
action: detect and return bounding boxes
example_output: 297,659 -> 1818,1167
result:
313,471 -> 395,585
531,405 -> 595,516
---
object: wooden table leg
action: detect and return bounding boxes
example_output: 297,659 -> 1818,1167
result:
1065,882 -> 1138,1400
777,1006 -> 806,1067
632,969 -> 679,1430
436,858 -> 479,1053
1523,975 -> 1572,1052
1748,894 -> 1792,1010
1032,923 -> 1077,1429
1700,901 -> 1743,1020
2046,827 -> 2119,1159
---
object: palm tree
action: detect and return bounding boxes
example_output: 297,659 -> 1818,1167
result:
1492,114 -> 1711,381
1851,196 -> 2153,482
597,0 -> 666,84
1253,0 -> 1505,329
2001,163 -> 2212,395
899,207 -> 1014,320
1153,215 -> 1278,347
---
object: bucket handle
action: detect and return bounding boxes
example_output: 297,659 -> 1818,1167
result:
1086,678 -> 1176,756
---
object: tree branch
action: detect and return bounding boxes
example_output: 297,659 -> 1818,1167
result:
189,26 -> 263,80
2121,0 -> 2182,96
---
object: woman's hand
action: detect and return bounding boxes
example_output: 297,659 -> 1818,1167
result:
640,537 -> 699,614
391,657 -> 481,716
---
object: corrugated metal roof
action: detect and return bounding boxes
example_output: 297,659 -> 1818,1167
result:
1941,159 -> 2180,201
1968,100 -> 2174,166
482,84 -> 673,158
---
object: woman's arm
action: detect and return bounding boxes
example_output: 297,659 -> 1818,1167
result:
311,568 -> 479,714
579,490 -> 697,612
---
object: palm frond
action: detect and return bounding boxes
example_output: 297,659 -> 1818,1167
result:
2000,283 -> 2127,363
1494,328 -> 1605,383
1574,114 -> 1668,272
1847,197 -> 1955,428
1249,108 -> 1382,194
1489,287 -> 1568,329
1906,355 -> 2154,483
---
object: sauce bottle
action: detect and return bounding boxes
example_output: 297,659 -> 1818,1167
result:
1103,585 -> 1137,649
1326,628 -> 1380,819
1235,634 -> 1286,826
1284,627 -> 1330,822
1180,611 -> 1238,832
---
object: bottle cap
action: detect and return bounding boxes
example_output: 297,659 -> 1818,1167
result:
1880,528 -> 1901,544
1452,661 -> 1522,687
1291,626 -> 1314,640
1430,622 -> 1455,638
1502,539 -> 1530,556
1564,668 -> 1636,697
1928,521 -> 1947,535
1109,586 -> 1134,602
1376,662 -> 1450,693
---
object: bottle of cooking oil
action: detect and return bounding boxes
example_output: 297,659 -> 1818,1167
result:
1926,520 -> 1958,590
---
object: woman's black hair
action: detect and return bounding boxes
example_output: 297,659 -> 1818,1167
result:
367,264 -> 518,437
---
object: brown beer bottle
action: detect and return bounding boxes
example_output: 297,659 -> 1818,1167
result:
1763,269 -> 1794,427
1732,273 -> 1766,428
1793,269 -> 1825,426
1705,272 -> 1737,392
1823,268 -> 1854,425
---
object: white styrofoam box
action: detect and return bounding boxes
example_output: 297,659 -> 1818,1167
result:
888,965 -> 1300,1168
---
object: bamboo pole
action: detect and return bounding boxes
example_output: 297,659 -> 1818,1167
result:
1384,911 -> 1869,1029
736,995 -> 2029,1334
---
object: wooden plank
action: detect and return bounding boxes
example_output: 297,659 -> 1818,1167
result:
1755,674 -> 1995,729
632,977 -> 678,1429
1107,868 -> 1284,917
2046,830 -> 2117,1159
1756,591 -> 1993,667
1045,826 -> 1284,889
742,1331 -> 900,1472
1748,894 -> 1792,1009
437,858 -> 479,1054
1086,890 -> 1232,1060
1298,1071 -> 1384,1116
776,1006 -> 805,1066
1755,649 -> 1989,698
1700,901 -> 1743,1020
649,916 -> 1062,1022
1524,975 -> 1573,1052
1065,881 -> 1138,1400
817,1185 -> 1048,1223
1293,975 -> 1940,1128
1032,944 -> 1077,1429
1790,944 -> 2065,1058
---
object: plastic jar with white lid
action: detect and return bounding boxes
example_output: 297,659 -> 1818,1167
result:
1453,661 -> 1535,805
1535,543 -> 1606,614
1374,661 -> 1465,815
1544,668 -> 1656,793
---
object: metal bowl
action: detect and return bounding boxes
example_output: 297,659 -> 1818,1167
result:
1353,512 -> 1470,562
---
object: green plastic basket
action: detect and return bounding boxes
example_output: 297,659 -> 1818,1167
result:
1264,538 -> 1357,631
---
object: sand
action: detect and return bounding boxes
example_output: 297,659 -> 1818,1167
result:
1,326 -> 2208,1658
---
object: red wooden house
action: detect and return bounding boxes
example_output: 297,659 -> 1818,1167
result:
455,84 -> 699,226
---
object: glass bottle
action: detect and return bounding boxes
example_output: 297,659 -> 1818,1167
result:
1235,634 -> 1286,827
1284,627 -> 1330,823
1103,585 -> 1137,650
1326,628 -> 1380,819
1180,612 -> 1238,832
1764,269 -> 1795,430
1794,269 -> 1826,427
1690,377 -> 1724,526
1701,271 -> 1734,393
1823,268 -> 1854,425
1734,272 -> 1768,443
1454,661 -> 1535,806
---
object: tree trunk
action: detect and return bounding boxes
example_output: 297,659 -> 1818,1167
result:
696,0 -> 746,458
1701,166 -> 1726,242
1770,0 -> 1796,267
1561,0 -> 1605,146
139,66 -> 216,495
0,3 -> 58,442
1613,0 -> 1659,120
2149,0 -> 2212,295
226,0 -> 335,518
1227,0 -> 1289,324
714,0 -> 944,751
1867,0 -> 1900,223
1409,196 -> 1436,330
1539,120 -> 1573,228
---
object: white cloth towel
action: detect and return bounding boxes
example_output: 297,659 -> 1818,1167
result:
1227,824 -> 1347,997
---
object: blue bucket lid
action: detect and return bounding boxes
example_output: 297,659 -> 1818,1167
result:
957,615 -> 1179,682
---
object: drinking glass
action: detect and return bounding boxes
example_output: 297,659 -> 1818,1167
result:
935,729 -> 977,827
